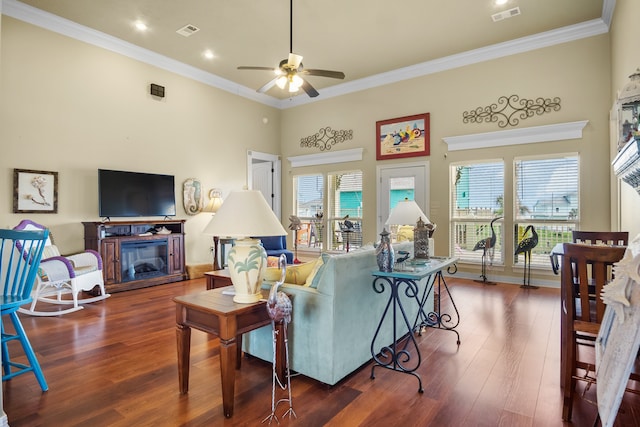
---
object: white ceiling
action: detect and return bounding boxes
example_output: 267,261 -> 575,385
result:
4,0 -> 610,108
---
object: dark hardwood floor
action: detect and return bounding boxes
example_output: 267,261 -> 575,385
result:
3,276 -> 640,426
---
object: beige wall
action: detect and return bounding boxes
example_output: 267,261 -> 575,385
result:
281,35 -> 612,282
0,10 -> 620,284
0,17 -> 280,265
610,0 -> 640,237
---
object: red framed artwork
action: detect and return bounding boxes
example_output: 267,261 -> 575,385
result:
376,113 -> 430,160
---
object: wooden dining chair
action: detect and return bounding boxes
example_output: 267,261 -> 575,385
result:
561,243 -> 626,421
572,230 -> 629,246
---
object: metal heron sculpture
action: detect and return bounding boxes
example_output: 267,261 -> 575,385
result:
473,216 -> 502,285
515,224 -> 539,289
262,254 -> 296,424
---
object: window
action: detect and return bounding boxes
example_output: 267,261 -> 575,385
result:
294,174 -> 324,250
450,161 -> 504,265
293,171 -> 363,252
513,154 -> 579,268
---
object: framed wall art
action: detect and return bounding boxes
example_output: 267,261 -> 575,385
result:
13,168 -> 58,213
376,113 -> 430,160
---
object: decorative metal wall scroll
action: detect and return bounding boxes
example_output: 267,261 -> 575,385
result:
300,127 -> 353,151
463,95 -> 561,128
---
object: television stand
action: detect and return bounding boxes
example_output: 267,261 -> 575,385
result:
82,220 -> 186,293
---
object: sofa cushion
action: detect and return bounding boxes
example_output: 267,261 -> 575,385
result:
284,261 -> 316,285
264,267 -> 282,281
305,254 -> 328,288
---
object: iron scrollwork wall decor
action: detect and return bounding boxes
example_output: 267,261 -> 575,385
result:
463,95 -> 561,128
300,127 -> 353,151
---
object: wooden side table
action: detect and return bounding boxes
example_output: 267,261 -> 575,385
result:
174,287 -> 285,418
205,269 -> 232,290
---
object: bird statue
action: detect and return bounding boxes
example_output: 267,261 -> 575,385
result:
342,214 -> 354,231
340,214 -> 355,252
515,225 -> 539,289
473,216 -> 502,285
262,254 -> 296,425
395,250 -> 411,270
288,215 -> 301,231
288,215 -> 302,264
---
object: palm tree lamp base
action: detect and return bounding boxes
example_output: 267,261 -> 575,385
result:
227,238 -> 267,303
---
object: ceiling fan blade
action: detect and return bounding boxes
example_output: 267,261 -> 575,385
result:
288,53 -> 303,69
238,66 -> 277,71
301,79 -> 319,98
302,69 -> 345,79
257,77 -> 279,93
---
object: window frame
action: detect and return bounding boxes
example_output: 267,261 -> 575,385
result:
450,159 -> 505,266
512,153 -> 580,269
293,169 -> 363,253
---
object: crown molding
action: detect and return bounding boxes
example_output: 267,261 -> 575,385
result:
288,148 -> 363,168
2,0 -> 281,108
443,120 -> 589,151
601,0 -> 616,28
278,18 -> 609,109
3,0 -> 612,110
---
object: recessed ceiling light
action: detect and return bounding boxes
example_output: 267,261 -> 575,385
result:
495,0 -> 508,5
203,50 -> 214,60
134,20 -> 148,31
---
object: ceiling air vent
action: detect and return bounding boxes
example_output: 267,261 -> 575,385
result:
176,24 -> 200,37
491,7 -> 521,22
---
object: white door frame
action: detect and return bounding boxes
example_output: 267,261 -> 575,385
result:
247,150 -> 281,220
376,161 -> 430,235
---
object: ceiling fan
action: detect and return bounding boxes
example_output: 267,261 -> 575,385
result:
237,0 -> 345,98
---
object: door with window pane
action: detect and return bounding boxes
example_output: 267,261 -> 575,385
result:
378,164 -> 428,237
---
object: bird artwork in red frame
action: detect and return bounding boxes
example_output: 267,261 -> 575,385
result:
376,113 -> 430,160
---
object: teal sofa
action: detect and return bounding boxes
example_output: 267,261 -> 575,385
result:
243,242 -> 431,386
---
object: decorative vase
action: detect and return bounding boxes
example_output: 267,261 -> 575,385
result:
376,228 -> 394,272
227,238 -> 267,303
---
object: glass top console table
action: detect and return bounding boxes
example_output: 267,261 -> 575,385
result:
370,256 -> 459,392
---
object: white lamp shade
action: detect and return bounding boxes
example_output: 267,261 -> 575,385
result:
203,189 -> 287,238
202,189 -> 223,213
385,199 -> 430,226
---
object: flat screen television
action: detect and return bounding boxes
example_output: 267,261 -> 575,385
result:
98,169 -> 176,218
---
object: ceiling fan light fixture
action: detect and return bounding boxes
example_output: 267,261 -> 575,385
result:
291,74 -> 303,87
237,0 -> 344,98
276,75 -> 287,89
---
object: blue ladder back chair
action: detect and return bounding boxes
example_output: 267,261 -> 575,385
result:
1,228 -> 49,391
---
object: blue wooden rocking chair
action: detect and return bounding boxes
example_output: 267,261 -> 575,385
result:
1,228 -> 49,391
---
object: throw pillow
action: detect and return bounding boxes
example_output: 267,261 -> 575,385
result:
264,267 -> 282,282
304,254 -> 327,288
284,261 -> 315,285
266,256 -> 280,267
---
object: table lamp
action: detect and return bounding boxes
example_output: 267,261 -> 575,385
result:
203,188 -> 287,303
202,189 -> 224,270
386,199 -> 433,260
